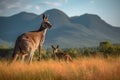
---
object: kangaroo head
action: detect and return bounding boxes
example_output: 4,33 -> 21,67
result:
51,45 -> 59,54
41,14 -> 52,29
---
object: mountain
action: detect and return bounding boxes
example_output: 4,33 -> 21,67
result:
0,9 -> 120,48
0,39 -> 13,47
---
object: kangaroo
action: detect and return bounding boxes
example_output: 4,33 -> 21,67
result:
11,14 -> 52,64
51,45 -> 72,63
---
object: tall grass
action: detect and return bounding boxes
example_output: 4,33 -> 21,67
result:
0,57 -> 120,80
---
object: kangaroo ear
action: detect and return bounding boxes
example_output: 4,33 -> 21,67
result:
45,15 -> 48,20
57,45 -> 59,48
42,14 -> 46,20
51,45 -> 55,49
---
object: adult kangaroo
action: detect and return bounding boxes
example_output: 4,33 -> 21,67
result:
51,45 -> 72,63
11,14 -> 52,64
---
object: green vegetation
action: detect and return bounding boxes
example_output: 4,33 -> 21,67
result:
0,45 -> 9,49
0,41 -> 120,60
99,41 -> 120,57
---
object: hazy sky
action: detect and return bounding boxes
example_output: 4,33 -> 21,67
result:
0,0 -> 120,26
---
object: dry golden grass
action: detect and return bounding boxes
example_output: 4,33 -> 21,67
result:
0,57 -> 120,80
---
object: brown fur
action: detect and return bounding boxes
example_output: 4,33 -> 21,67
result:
11,14 -> 52,64
51,45 -> 72,63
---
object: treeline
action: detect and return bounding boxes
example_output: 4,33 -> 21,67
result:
99,41 -> 120,56
0,41 -> 120,60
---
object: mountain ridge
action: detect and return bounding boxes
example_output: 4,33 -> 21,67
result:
0,9 -> 120,48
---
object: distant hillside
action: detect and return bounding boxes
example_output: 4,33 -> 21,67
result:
0,9 -> 120,48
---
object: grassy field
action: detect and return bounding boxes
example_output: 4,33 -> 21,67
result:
0,57 -> 120,80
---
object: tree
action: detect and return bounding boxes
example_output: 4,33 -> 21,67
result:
99,41 -> 112,53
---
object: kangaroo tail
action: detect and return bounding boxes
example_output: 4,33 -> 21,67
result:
7,37 -> 20,65
12,37 -> 20,58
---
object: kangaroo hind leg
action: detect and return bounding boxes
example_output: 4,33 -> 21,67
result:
27,50 -> 34,64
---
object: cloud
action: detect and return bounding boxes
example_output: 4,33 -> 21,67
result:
0,0 -> 22,10
5,2 -> 32,10
42,1 -> 61,6
90,0 -> 95,4
0,0 -> 34,14
0,0 -> 62,16
65,0 -> 68,3
24,5 -> 33,9
35,5 -> 40,10
7,2 -> 21,9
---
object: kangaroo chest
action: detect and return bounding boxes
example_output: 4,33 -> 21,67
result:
39,33 -> 45,46
33,30 -> 47,49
